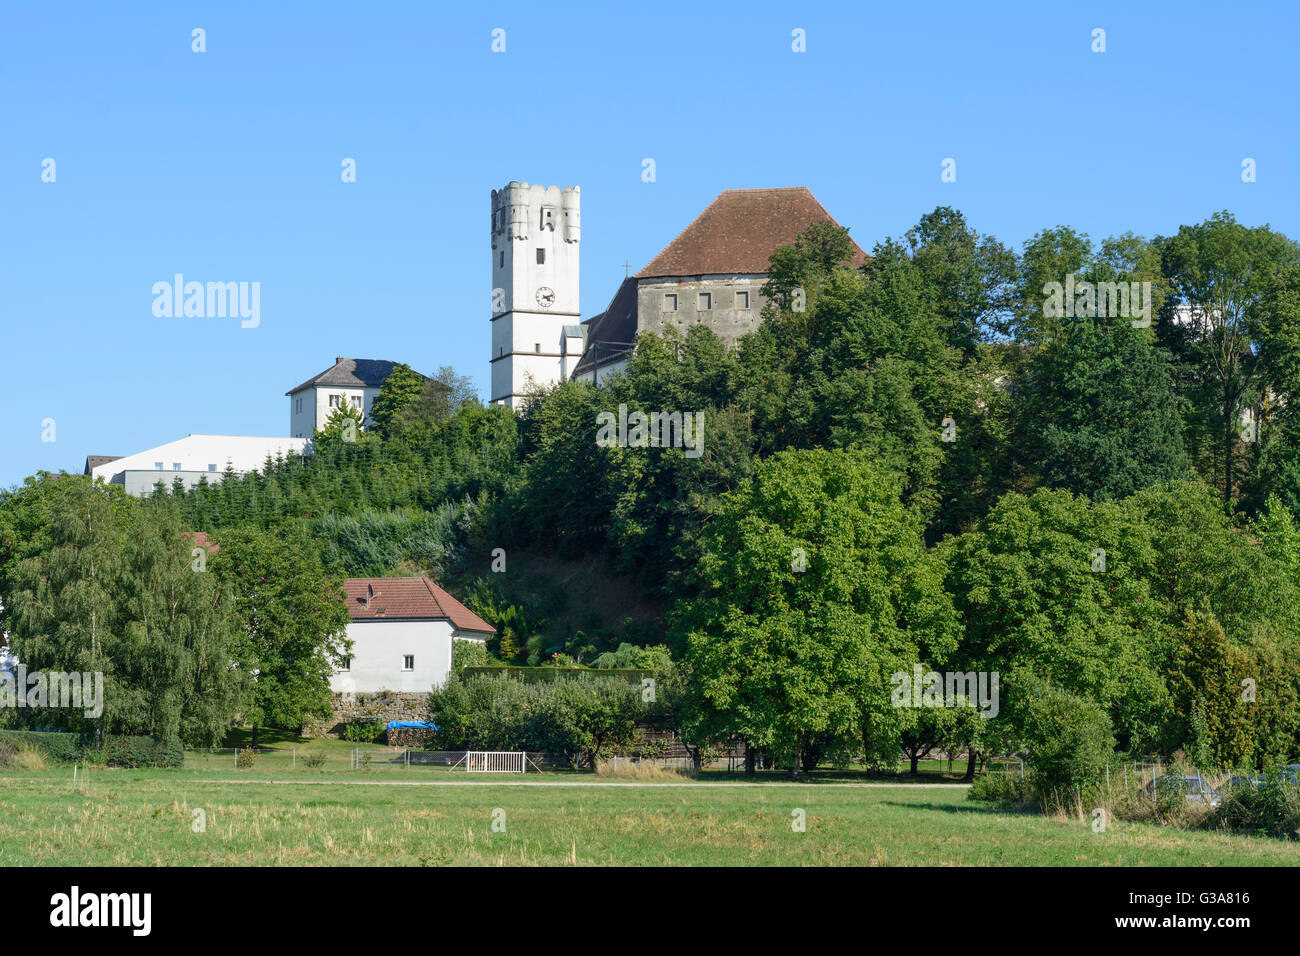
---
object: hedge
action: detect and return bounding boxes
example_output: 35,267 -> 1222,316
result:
96,736 -> 185,768
459,666 -> 653,685
0,730 -> 79,763
0,731 -> 185,768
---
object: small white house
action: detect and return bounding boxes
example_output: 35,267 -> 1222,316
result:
85,434 -> 308,496
333,577 -> 494,694
286,357 -> 411,438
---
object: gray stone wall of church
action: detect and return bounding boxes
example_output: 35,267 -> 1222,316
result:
637,275 -> 768,347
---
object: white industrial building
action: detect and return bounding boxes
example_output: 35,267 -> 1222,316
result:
85,434 -> 307,496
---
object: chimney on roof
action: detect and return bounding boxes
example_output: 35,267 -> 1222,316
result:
336,356 -> 345,364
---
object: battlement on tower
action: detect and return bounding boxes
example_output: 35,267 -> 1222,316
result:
490,182 -> 580,245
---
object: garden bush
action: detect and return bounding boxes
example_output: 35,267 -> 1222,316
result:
0,730 -> 79,764
97,736 -> 185,768
1210,770 -> 1300,839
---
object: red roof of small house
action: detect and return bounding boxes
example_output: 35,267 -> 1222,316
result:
342,577 -> 495,634
186,532 -> 220,554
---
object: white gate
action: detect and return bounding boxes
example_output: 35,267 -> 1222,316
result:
464,751 -> 525,773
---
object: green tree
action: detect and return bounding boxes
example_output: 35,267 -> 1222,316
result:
675,447 -> 959,777
368,362 -> 427,437
9,481 -> 246,746
1159,212 -> 1300,510
209,525 -> 352,746
1014,313 -> 1188,501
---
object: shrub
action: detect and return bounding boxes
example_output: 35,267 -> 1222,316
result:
1210,770 -> 1300,839
968,770 -> 1032,805
300,751 -> 327,769
13,746 -> 47,771
0,730 -> 78,764
235,746 -> 257,768
342,720 -> 385,743
1018,684 -> 1115,809
425,673 -> 647,767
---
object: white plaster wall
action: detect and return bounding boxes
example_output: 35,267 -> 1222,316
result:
490,182 -> 580,407
331,619 -> 456,694
290,385 -> 379,437
93,435 -> 307,483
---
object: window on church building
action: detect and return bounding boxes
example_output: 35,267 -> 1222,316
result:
402,655 -> 415,671
699,292 -> 712,310
499,251 -> 504,268
536,248 -> 545,265
535,343 -> 541,353
665,293 -> 677,311
737,291 -> 750,309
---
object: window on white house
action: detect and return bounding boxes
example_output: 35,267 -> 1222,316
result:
329,394 -> 341,408
341,656 -> 351,671
665,293 -> 678,311
737,291 -> 750,309
699,292 -> 712,310
402,655 -> 415,671
208,464 -> 217,472
535,343 -> 541,353
350,395 -> 362,408
172,463 -> 181,471
536,248 -> 546,265
154,462 -> 163,470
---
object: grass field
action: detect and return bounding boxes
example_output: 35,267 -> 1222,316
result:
3,761 -> 1299,865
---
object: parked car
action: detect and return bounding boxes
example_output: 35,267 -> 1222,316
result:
1224,774 -> 1266,791
1145,775 -> 1221,807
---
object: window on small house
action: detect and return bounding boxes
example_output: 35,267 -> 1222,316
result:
350,395 -> 362,408
402,655 -> 415,671
173,463 -> 181,471
208,464 -> 217,472
699,292 -> 712,310
154,462 -> 163,470
665,293 -> 678,311
536,248 -> 546,265
329,394 -> 341,409
737,291 -> 750,309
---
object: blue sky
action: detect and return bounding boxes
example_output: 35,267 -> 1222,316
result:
2,1 -> 1296,488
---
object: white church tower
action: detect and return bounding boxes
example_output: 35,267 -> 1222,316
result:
490,181 -> 582,408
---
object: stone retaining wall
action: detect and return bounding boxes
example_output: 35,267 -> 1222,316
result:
302,691 -> 428,739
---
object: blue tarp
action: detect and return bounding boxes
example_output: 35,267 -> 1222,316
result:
386,720 -> 437,730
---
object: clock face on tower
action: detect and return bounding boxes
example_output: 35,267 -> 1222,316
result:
535,286 -> 556,309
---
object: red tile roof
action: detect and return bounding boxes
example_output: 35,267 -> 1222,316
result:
342,577 -> 495,634
186,532 -> 220,554
636,187 -> 868,278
